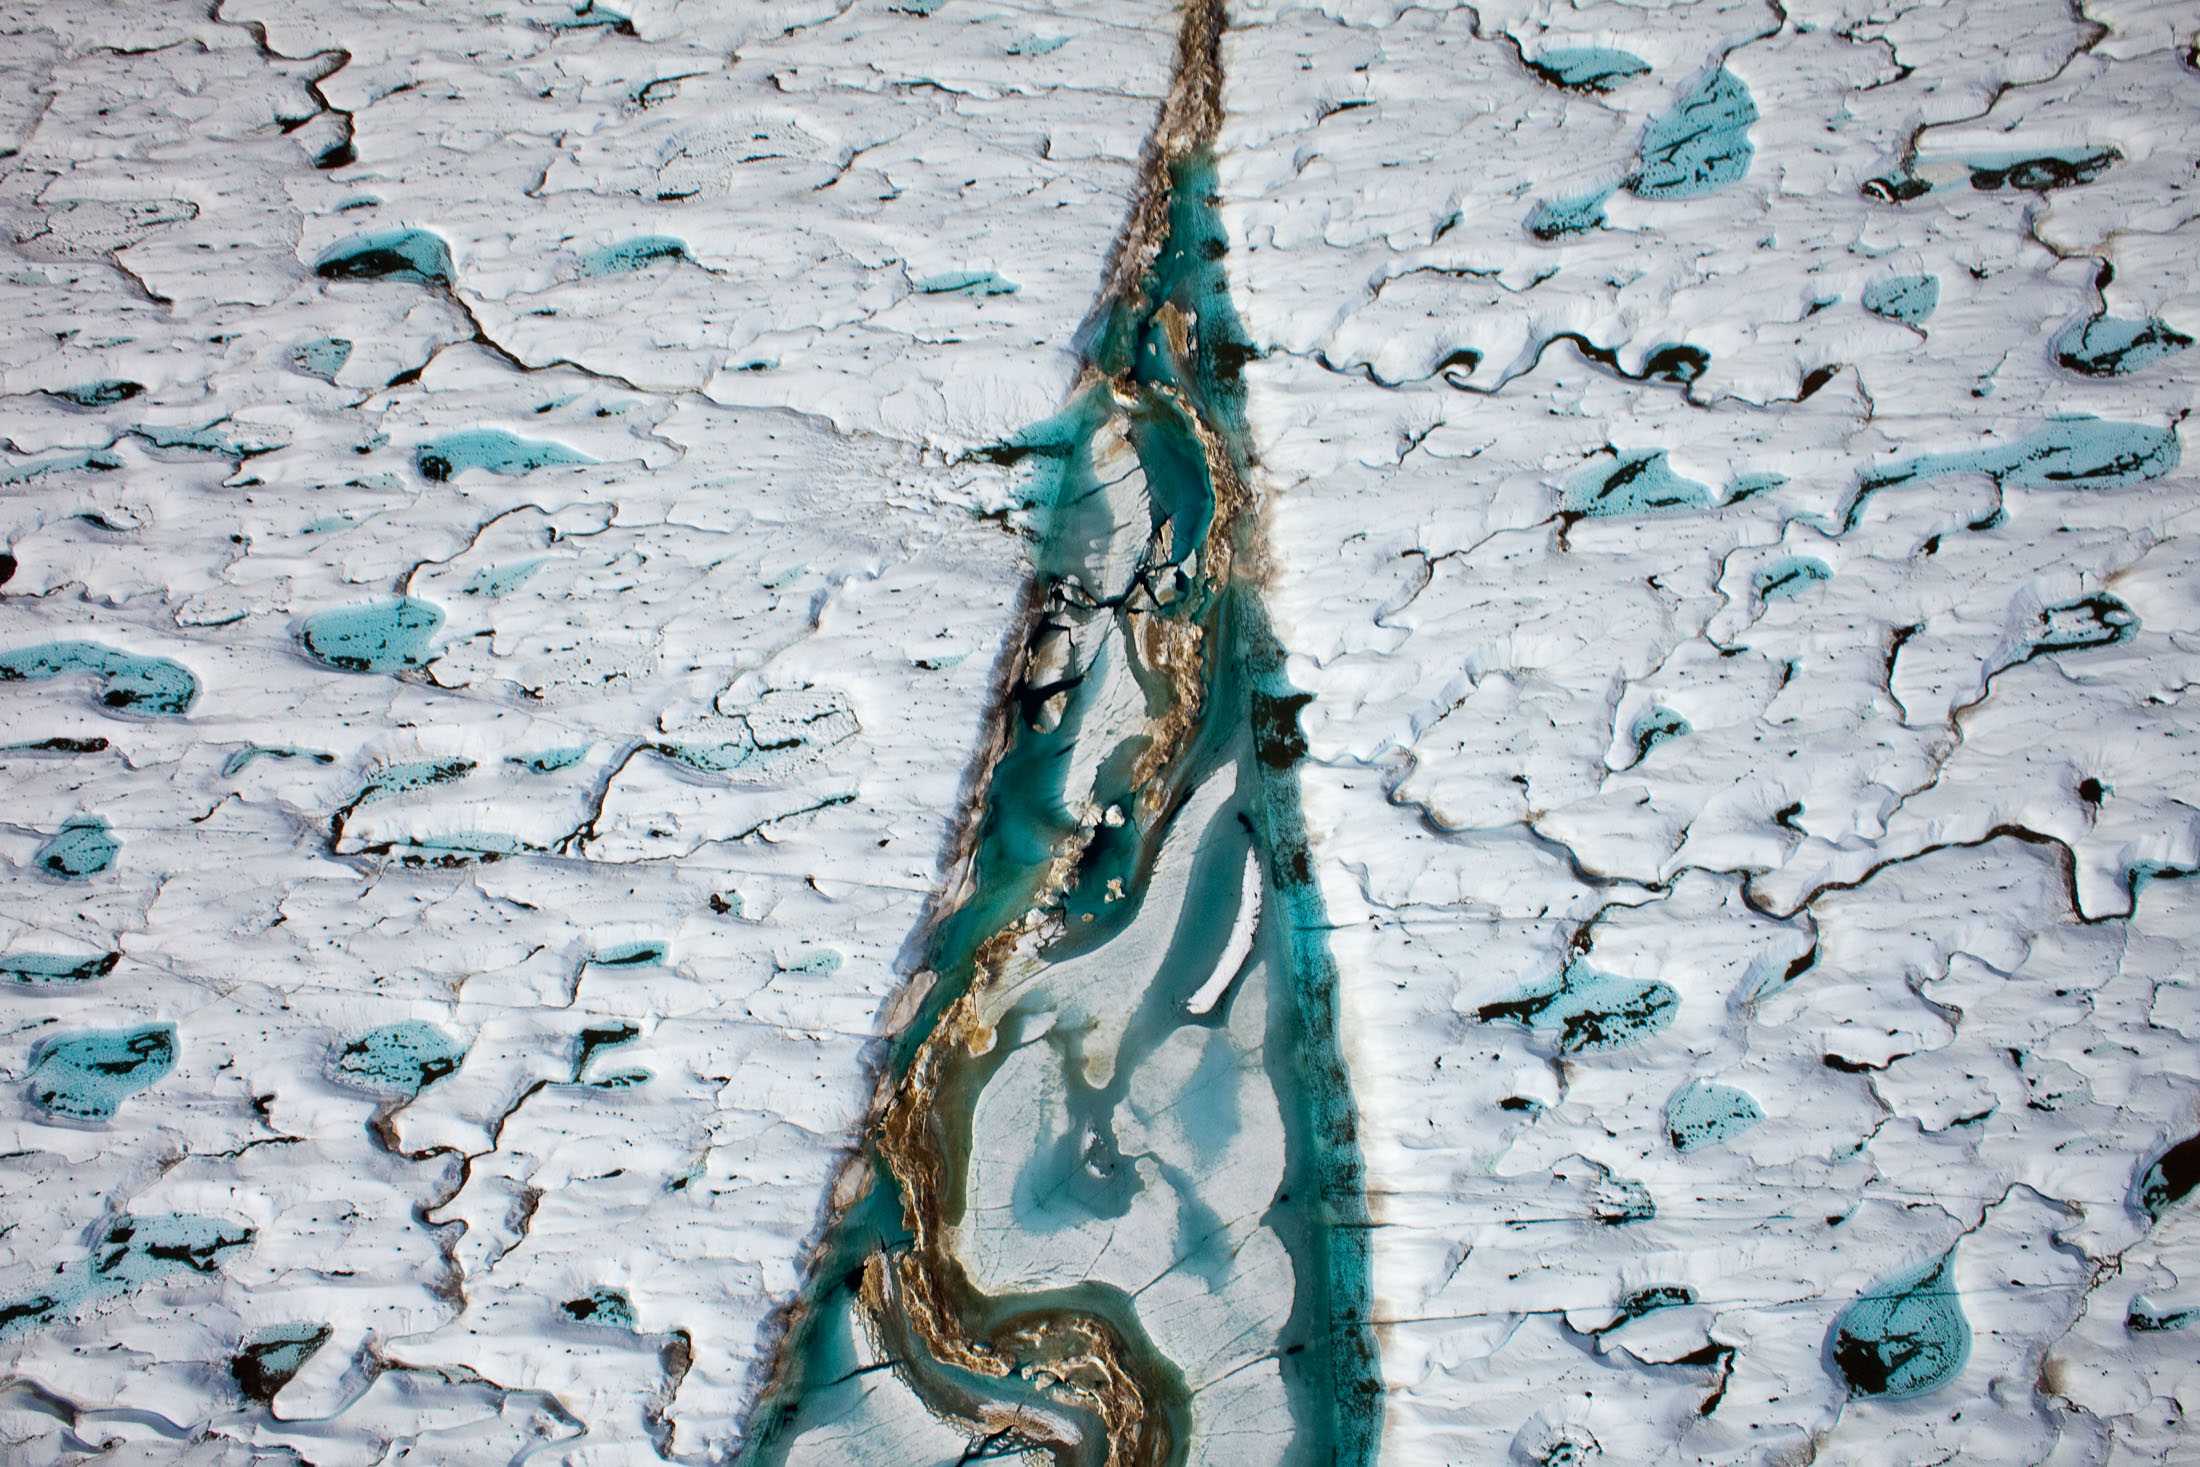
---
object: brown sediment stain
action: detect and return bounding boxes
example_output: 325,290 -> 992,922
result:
872,983 -> 1180,1466
1094,0 -> 1229,326
946,579 -> 1054,878
1127,609 -> 1207,815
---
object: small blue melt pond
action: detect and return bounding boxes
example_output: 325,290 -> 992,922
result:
314,231 -> 453,286
331,1021 -> 467,1097
300,599 -> 444,673
0,641 -> 198,716
1829,1249 -> 1971,1398
28,1025 -> 175,1120
36,816 -> 119,880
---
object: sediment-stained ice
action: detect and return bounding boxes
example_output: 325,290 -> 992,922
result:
2,0 -> 2196,1462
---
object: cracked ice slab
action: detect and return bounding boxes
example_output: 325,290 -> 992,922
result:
0,0 -> 1185,1460
1219,0 -> 2199,1461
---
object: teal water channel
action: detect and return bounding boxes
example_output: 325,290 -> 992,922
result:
737,152 -> 1380,1467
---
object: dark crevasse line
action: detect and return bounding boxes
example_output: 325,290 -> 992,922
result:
730,8 -> 1381,1466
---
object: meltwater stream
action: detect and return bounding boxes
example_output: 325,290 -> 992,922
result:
736,14 -> 1381,1467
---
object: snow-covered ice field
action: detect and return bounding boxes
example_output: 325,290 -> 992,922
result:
1,0 -> 2196,1462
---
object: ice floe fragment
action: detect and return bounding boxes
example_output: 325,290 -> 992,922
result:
1188,849 -> 1261,1016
